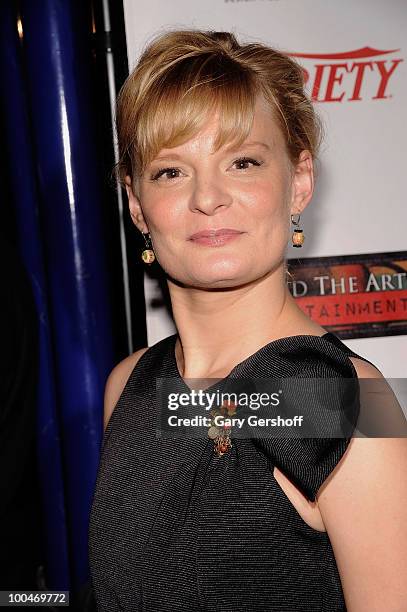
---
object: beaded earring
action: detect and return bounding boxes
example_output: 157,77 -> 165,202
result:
291,213 -> 305,248
141,231 -> 155,264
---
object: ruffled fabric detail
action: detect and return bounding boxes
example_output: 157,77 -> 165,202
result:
231,333 -> 361,501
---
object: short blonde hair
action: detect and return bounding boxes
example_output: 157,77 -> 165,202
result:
114,29 -> 323,189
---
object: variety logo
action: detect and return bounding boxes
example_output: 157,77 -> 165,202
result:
287,47 -> 403,102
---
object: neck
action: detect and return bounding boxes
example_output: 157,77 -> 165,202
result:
167,264 -> 307,379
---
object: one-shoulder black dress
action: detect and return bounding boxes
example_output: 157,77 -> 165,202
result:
88,332 -> 374,611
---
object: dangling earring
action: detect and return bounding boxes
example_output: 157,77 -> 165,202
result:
141,231 -> 155,264
291,213 -> 304,248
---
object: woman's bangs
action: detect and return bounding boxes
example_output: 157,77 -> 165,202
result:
138,61 -> 257,173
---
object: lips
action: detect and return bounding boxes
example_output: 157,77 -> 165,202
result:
189,228 -> 243,240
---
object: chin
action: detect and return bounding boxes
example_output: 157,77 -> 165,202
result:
185,264 -> 255,288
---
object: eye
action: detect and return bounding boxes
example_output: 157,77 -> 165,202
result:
150,167 -> 183,182
232,157 -> 263,170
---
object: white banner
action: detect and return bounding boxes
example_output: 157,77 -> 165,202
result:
122,0 -> 406,376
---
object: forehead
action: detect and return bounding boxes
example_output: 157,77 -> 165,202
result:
155,95 -> 283,158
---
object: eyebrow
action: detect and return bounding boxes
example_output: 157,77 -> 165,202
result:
225,141 -> 272,152
153,141 -> 272,163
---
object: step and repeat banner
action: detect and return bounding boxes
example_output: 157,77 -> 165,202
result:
122,0 -> 406,376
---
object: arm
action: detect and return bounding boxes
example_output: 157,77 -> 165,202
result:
103,347 -> 149,431
316,358 -> 407,611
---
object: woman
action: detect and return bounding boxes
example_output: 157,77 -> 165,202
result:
88,29 -> 407,611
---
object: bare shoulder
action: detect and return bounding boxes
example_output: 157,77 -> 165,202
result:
103,346 -> 150,431
318,354 -> 403,501
316,355 -> 407,609
348,355 -> 385,378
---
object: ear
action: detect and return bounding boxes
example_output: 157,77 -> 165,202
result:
124,175 -> 149,233
289,150 -> 314,216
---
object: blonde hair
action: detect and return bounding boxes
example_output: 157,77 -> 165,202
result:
114,29 -> 324,189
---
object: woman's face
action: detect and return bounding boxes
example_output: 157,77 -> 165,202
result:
126,95 -> 313,288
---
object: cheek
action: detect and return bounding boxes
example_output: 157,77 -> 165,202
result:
143,195 -> 188,262
144,195 -> 183,232
240,182 -> 289,228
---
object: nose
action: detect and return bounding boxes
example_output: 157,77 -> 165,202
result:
189,174 -> 233,215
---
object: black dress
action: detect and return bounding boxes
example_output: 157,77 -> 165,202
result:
88,332 -> 374,611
